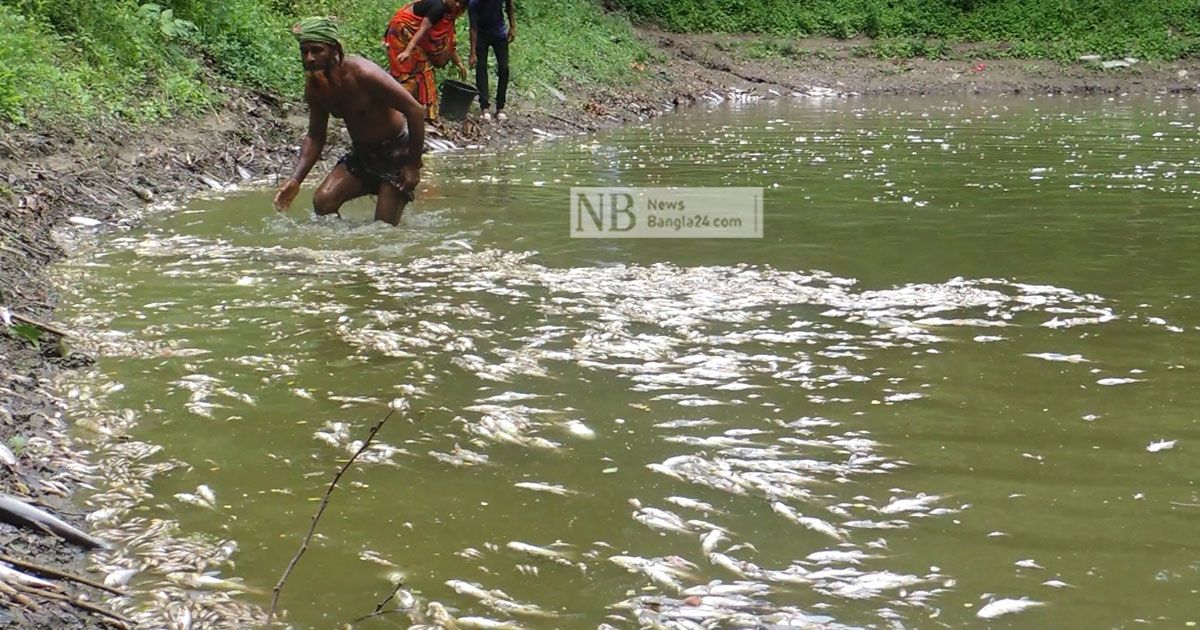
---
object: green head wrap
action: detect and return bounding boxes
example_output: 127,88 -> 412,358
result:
292,16 -> 341,47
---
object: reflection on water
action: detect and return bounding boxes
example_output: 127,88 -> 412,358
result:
58,96 -> 1200,628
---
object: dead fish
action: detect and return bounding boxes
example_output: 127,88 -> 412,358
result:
878,493 -> 942,515
198,174 -> 223,190
564,420 -> 595,439
196,485 -> 217,506
700,529 -> 727,554
771,502 -> 845,540
1147,439 -> 1177,453
456,618 -> 523,629
167,572 -> 265,594
806,550 -> 873,564
68,216 -> 102,227
0,443 -> 16,467
173,492 -> 216,511
0,494 -> 110,549
513,482 -> 577,496
976,597 -> 1043,619
104,568 -> 138,588
666,496 -> 722,515
0,562 -> 58,589
506,541 -> 571,560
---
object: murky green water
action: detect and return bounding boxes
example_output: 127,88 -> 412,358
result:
59,96 -> 1200,628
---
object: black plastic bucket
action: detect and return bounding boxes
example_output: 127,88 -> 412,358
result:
439,79 -> 478,121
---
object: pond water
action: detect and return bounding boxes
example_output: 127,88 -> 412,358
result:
58,96 -> 1200,628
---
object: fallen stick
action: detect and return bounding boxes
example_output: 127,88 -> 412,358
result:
0,495 -> 109,550
351,580 -> 407,624
544,112 -> 592,131
16,586 -> 131,628
0,554 -> 125,596
0,578 -> 40,610
268,406 -> 400,625
9,313 -> 72,339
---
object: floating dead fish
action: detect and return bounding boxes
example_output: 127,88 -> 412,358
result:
514,482 -> 577,496
771,503 -> 845,540
196,484 -> 217,506
666,496 -> 722,515
1015,559 -> 1043,569
976,597 -> 1043,619
507,541 -> 571,560
166,571 -> 264,594
104,567 -> 139,588
1024,352 -> 1090,363
1147,439 -> 1177,453
878,493 -> 942,515
446,579 -> 557,618
806,549 -> 874,565
1097,377 -> 1142,386
700,529 -> 728,554
631,502 -> 694,535
682,581 -> 771,597
456,617 -> 524,629
564,420 -> 595,439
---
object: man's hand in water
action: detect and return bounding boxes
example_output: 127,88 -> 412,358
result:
273,178 -> 300,212
399,163 -> 422,200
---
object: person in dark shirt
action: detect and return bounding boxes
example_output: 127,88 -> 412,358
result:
384,0 -> 467,122
468,0 -> 516,121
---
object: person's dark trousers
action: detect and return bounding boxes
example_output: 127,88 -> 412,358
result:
474,32 -> 510,112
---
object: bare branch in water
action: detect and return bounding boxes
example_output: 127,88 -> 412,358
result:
351,579 -> 408,625
268,405 -> 403,625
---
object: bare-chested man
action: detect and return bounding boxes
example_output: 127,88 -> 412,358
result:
273,17 -> 426,226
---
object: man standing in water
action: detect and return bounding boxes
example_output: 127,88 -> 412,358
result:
274,17 -> 426,226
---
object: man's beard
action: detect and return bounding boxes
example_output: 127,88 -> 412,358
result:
306,69 -> 330,90
305,59 -> 337,90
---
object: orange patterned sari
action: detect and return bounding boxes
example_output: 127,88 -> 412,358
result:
384,3 -> 461,121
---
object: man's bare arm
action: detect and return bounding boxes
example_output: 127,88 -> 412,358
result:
291,102 -> 330,184
275,99 -> 329,211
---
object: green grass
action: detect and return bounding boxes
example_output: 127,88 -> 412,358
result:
0,0 -> 648,126
0,1 -> 214,124
612,0 -> 1200,61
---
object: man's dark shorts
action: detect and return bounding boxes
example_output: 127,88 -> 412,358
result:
337,131 -> 417,197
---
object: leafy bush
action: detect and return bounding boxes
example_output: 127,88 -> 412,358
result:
612,0 -> 1200,60
0,0 -> 648,124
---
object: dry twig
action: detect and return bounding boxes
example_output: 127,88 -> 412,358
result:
0,554 -> 125,596
268,406 -> 400,625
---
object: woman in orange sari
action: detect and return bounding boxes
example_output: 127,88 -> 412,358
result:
384,0 -> 468,122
